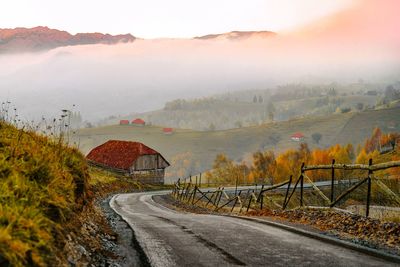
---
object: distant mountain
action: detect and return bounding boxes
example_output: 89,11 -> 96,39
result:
0,26 -> 135,53
194,30 -> 276,40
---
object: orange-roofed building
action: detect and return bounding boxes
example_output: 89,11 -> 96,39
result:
163,127 -> 173,135
86,140 -> 169,184
132,118 -> 145,126
291,132 -> 305,142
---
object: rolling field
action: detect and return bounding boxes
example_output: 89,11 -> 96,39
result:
73,107 -> 400,182
73,113 -> 351,174
333,107 -> 400,145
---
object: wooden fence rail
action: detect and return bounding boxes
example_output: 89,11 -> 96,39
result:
171,159 -> 400,218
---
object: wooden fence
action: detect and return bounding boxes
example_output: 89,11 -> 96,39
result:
171,159 -> 400,217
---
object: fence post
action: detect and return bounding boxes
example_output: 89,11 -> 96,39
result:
283,175 -> 292,209
246,190 -> 254,212
260,194 -> 264,210
199,173 -> 202,187
181,180 -> 186,200
300,162 -> 305,207
330,159 -> 335,204
258,185 -> 265,202
191,186 -> 197,205
216,188 -> 224,209
366,158 -> 373,217
213,188 -> 220,206
235,174 -> 238,196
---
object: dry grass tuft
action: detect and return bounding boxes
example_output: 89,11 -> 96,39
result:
0,121 -> 90,266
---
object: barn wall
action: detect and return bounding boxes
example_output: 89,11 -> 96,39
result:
132,154 -> 169,171
131,169 -> 165,184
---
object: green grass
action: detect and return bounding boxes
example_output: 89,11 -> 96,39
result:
333,107 -> 400,145
0,122 -> 90,266
73,112 -> 351,182
73,107 -> 400,184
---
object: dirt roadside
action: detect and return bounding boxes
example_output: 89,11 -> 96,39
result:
54,182 -> 153,267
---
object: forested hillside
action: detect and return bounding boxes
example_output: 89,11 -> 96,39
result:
100,82 -> 396,130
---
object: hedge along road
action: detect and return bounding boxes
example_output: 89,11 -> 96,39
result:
110,191 -> 396,267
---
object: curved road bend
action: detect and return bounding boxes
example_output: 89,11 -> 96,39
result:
110,191 -> 396,267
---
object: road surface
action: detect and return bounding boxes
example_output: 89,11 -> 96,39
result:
110,191 -> 396,267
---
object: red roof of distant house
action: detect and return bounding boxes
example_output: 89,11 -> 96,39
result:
291,132 -> 305,138
132,118 -> 145,124
163,128 -> 173,133
119,120 -> 129,125
86,140 -> 159,170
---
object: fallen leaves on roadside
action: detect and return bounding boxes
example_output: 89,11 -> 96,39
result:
247,208 -> 400,254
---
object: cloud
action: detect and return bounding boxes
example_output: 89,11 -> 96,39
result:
0,0 -> 399,122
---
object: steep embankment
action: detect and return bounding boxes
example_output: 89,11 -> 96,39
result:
0,122 -> 89,266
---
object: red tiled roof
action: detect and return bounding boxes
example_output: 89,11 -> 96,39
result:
86,140 -> 159,170
291,132 -> 305,138
163,127 -> 173,132
132,118 -> 145,124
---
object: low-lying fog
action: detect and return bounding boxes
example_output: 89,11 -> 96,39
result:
0,0 -> 399,122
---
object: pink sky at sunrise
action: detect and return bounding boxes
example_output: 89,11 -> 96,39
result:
1,0 -> 357,38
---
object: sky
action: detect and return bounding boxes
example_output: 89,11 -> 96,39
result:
1,0 -> 356,38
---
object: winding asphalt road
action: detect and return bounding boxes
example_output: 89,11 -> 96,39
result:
110,191 -> 397,267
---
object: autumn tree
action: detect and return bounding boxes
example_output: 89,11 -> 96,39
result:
165,152 -> 200,180
206,154 -> 235,184
364,127 -> 382,153
251,150 -> 276,184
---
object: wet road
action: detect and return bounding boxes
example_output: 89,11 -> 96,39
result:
110,191 -> 396,267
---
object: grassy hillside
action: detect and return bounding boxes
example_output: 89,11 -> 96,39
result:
75,107 -> 400,184
0,122 -> 89,266
74,112 -> 352,182
99,84 -> 379,130
334,107 -> 400,146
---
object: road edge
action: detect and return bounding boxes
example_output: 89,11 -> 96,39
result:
224,214 -> 400,264
109,194 -> 151,267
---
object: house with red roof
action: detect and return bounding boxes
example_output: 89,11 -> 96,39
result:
291,132 -> 305,142
132,118 -> 145,126
163,127 -> 173,135
86,140 -> 169,184
119,120 -> 129,125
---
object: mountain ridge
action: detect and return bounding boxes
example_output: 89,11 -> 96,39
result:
194,30 -> 277,40
0,26 -> 135,53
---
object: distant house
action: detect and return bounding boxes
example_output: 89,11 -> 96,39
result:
86,140 -> 169,184
119,120 -> 129,125
291,132 -> 305,142
163,127 -> 173,135
132,118 -> 145,126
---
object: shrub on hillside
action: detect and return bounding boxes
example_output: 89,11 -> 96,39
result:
0,122 -> 90,266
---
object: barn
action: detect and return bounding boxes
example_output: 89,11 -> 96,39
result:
132,118 -> 145,126
163,127 -> 173,135
119,120 -> 129,125
86,140 -> 169,184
